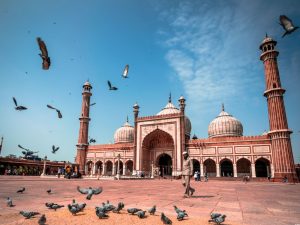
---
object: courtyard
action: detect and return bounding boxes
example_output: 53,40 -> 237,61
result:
0,176 -> 300,225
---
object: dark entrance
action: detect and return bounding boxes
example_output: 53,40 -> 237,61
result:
220,160 -> 233,177
192,159 -> 200,174
158,154 -> 172,176
255,158 -> 269,177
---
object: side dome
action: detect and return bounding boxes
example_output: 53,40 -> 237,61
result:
114,119 -> 134,143
208,105 -> 243,138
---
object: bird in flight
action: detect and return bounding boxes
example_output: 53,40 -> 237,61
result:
37,37 -> 51,70
122,64 -> 129,78
47,105 -> 62,119
279,15 -> 299,38
107,80 -> 118,90
12,97 -> 27,111
89,138 -> 96,143
52,145 -> 59,154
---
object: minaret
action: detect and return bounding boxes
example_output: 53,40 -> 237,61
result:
133,102 -> 140,174
259,35 -> 297,182
76,81 -> 92,175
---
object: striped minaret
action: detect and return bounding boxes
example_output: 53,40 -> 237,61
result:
259,35 -> 297,182
76,81 -> 92,175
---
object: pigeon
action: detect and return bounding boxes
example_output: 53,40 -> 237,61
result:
209,214 -> 226,224
113,202 -> 125,213
38,214 -> 46,225
173,205 -> 186,214
17,187 -> 25,193
136,210 -> 146,218
45,202 -> 64,211
101,201 -> 115,211
77,186 -> 102,200
19,211 -> 40,219
46,189 -> 52,194
37,37 -> 51,70
52,145 -> 59,154
210,213 -> 222,220
6,197 -> 13,207
89,138 -> 96,143
279,15 -> 299,38
96,209 -> 109,219
47,105 -> 62,119
13,97 -> 27,111
127,208 -> 142,215
177,211 -> 188,221
148,205 -> 156,215
68,204 -> 80,215
161,212 -> 172,224
107,80 -> 118,90
122,64 -> 129,78
90,103 -> 96,106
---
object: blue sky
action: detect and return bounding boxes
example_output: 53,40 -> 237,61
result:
0,0 -> 299,163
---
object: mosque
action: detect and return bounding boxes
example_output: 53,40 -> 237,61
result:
75,36 -> 297,182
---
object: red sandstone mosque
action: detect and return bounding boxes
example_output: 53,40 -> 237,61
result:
75,36 -> 297,182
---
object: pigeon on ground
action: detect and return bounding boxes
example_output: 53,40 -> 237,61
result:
210,213 -> 222,220
96,209 -> 109,219
209,214 -> 226,224
127,208 -> 142,215
38,214 -> 46,225
148,205 -> 156,215
136,210 -> 146,218
6,197 -> 13,207
13,97 -> 27,111
17,187 -> 25,193
279,15 -> 299,38
70,199 -> 86,212
173,205 -> 186,214
46,203 -> 64,211
77,186 -> 102,200
161,212 -> 172,224
112,202 -> 125,213
19,211 -> 40,219
52,145 -> 59,154
122,64 -> 129,78
107,80 -> 118,90
46,189 -> 52,194
177,211 -> 188,221
37,37 -> 51,70
101,201 -> 115,211
47,105 -> 62,119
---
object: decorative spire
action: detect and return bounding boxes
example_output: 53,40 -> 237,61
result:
169,92 -> 172,103
265,33 -> 268,38
126,115 -> 129,123
222,103 -> 225,111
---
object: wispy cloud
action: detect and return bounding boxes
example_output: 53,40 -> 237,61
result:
157,1 -> 293,115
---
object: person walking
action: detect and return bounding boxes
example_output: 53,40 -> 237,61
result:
182,151 -> 195,197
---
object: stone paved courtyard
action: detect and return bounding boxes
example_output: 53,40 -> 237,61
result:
0,176 -> 300,225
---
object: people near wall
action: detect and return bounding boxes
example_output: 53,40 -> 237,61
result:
197,171 -> 201,181
57,167 -> 61,178
194,171 -> 198,181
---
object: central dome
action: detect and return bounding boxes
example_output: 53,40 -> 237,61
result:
208,105 -> 243,138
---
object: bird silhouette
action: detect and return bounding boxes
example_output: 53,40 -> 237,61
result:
6,197 -> 14,207
19,211 -> 40,219
77,186 -> 102,200
209,214 -> 226,224
46,189 -> 52,194
89,138 -> 96,143
38,214 -> 46,225
16,187 -> 25,193
122,64 -> 129,78
37,37 -> 51,70
47,104 -> 62,119
161,212 -> 172,224
107,80 -> 118,90
127,208 -> 142,215
279,15 -> 299,38
13,97 -> 27,111
52,145 -> 59,154
148,205 -> 156,215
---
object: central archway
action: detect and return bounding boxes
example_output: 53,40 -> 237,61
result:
220,159 -> 233,177
157,153 -> 172,176
141,129 -> 174,174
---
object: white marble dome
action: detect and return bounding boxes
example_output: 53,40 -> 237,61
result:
157,97 -> 192,136
208,106 -> 243,138
114,119 -> 134,143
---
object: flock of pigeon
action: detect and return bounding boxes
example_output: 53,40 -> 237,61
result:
6,186 -> 226,224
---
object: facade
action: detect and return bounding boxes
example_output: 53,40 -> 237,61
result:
75,36 -> 297,182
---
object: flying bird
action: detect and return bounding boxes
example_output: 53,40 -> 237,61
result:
279,15 -> 299,38
107,80 -> 118,90
12,97 -> 27,111
38,214 -> 46,225
122,64 -> 129,78
52,145 -> 59,154
77,186 -> 102,200
47,104 -> 62,119
89,138 -> 96,143
17,187 -> 25,193
37,37 -> 51,70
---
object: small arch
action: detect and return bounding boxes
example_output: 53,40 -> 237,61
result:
105,160 -> 113,176
273,83 -> 277,88
203,158 -> 216,177
125,160 -> 133,175
255,158 -> 270,177
236,158 -> 251,177
267,45 -> 271,50
95,161 -> 103,175
114,160 -> 123,175
192,159 -> 200,175
86,161 -> 93,176
220,159 -> 233,177
264,46 -> 267,52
